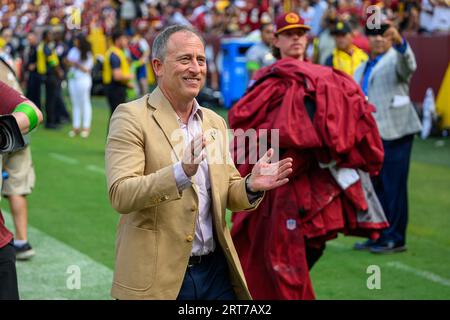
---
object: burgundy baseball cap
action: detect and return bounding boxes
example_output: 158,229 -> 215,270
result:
275,12 -> 311,34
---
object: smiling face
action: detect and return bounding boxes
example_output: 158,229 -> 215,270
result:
153,31 -> 207,104
273,28 -> 308,60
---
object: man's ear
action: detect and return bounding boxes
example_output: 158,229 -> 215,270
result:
152,58 -> 163,77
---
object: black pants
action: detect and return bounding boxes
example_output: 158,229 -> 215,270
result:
106,84 -> 127,115
55,86 -> 70,124
26,72 -> 42,109
372,134 -> 414,246
0,242 -> 19,300
177,248 -> 237,300
306,243 -> 326,270
44,75 -> 60,127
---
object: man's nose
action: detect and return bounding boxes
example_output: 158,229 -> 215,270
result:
188,60 -> 201,73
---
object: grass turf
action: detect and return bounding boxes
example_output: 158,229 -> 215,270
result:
4,95 -> 449,299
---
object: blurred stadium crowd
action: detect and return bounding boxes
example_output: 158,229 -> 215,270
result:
1,0 -> 449,38
0,0 -> 448,93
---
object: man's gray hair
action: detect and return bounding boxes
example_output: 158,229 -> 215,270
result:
151,25 -> 205,61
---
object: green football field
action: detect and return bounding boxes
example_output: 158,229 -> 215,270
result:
3,95 -> 450,299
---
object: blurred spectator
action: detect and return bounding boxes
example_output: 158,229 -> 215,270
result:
54,28 -> 71,125
190,0 -> 210,32
237,0 -> 271,34
353,22 -> 421,253
23,32 -> 42,109
299,0 -> 316,28
310,0 -> 329,36
102,29 -> 132,116
1,28 -> 16,59
430,0 -> 450,32
129,19 -> 151,96
37,29 -> 64,129
67,34 -> 94,138
420,0 -> 436,33
313,7 -> 337,64
399,0 -> 421,34
164,2 -> 192,27
120,0 -> 142,34
325,20 -> 368,75
246,22 -> 276,81
349,15 -> 370,53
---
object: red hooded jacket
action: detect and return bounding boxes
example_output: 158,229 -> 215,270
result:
228,58 -> 386,299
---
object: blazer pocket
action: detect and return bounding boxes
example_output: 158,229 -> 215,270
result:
114,225 -> 158,291
390,95 -> 411,109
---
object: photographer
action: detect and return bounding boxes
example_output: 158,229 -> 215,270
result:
0,80 -> 42,300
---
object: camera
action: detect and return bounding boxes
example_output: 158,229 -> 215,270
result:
0,114 -> 25,154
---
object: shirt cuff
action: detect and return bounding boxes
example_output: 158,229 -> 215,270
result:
247,192 -> 263,204
394,38 -> 407,54
245,175 -> 264,204
173,162 -> 192,191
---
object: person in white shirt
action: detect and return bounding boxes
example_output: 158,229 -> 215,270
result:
66,34 -> 94,138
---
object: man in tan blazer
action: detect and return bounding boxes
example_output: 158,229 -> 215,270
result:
105,25 -> 293,300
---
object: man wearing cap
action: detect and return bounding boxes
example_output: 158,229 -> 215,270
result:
325,21 -> 368,76
229,12 -> 385,299
270,12 -> 311,61
353,23 -> 421,254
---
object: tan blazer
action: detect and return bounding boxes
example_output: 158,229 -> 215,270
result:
105,87 -> 263,300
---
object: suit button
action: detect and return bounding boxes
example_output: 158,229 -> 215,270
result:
191,205 -> 197,212
162,195 -> 169,201
186,235 -> 194,242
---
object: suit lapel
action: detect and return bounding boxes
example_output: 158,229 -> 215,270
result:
149,88 -> 225,227
149,87 -> 183,161
354,62 -> 366,85
201,110 -> 225,228
369,48 -> 395,83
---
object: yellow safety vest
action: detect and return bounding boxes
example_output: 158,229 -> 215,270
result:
37,42 -> 59,75
87,27 -> 107,57
332,46 -> 368,76
103,46 -> 130,85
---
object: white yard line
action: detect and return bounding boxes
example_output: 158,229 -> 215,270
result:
49,153 -> 105,175
3,211 -> 113,300
85,164 -> 105,175
386,261 -> 450,288
49,152 -> 79,165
